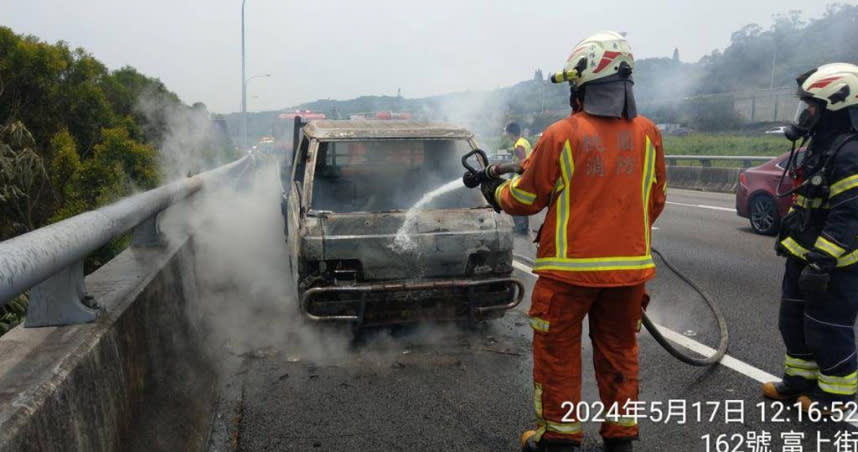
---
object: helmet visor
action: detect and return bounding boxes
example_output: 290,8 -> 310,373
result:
793,100 -> 811,124
793,99 -> 822,132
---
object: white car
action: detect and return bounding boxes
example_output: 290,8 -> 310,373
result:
764,126 -> 788,135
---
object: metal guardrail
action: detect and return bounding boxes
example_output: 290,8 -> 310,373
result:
665,155 -> 772,168
0,156 -> 254,327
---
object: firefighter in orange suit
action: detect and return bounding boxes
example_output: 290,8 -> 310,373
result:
478,31 -> 666,452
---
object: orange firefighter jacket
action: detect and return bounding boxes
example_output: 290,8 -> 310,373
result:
496,112 -> 666,287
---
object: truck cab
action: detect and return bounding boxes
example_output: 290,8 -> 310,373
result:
282,119 -> 522,328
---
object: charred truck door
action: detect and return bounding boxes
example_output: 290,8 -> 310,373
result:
285,135 -> 315,284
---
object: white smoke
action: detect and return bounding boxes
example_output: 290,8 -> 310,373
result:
136,94 -> 231,182
133,88 -> 355,366
161,161 -> 354,366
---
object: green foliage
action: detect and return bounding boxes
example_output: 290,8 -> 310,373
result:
0,26 -> 232,241
0,294 -> 29,334
0,121 -> 49,235
637,5 -> 858,130
695,6 -> 858,94
0,25 -> 238,308
76,127 -> 158,207
0,27 -> 233,336
662,134 -> 788,157
48,129 -> 84,219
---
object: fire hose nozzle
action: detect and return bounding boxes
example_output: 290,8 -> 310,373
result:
461,149 -> 524,188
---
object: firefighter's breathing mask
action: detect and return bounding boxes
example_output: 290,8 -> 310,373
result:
785,99 -> 823,142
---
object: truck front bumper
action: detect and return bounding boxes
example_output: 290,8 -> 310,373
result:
300,277 -> 524,326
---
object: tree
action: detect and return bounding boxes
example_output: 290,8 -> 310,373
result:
80,127 -> 157,207
0,121 -> 49,237
48,128 -> 84,221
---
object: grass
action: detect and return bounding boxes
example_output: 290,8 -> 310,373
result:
662,134 -> 788,157
482,132 -> 789,167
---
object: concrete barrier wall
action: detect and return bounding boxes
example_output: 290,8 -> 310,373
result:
666,165 -> 741,193
0,237 -> 216,452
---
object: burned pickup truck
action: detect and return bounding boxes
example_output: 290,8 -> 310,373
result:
281,119 -> 522,328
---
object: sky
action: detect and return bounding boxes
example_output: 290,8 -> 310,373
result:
0,0 -> 839,114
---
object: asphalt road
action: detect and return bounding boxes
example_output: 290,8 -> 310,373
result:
210,189 -> 858,452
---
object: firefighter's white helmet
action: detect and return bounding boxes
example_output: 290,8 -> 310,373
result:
550,31 -> 634,87
797,63 -> 858,111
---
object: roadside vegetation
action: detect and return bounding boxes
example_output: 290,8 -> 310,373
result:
662,134 -> 787,157
0,26 -> 236,333
0,26 -> 236,244
484,133 -> 785,160
0,295 -> 28,334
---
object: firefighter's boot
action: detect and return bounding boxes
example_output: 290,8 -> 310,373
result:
520,430 -> 580,452
762,381 -> 809,400
604,438 -> 634,452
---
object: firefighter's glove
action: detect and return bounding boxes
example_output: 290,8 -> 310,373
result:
799,251 -> 835,303
806,250 -> 837,273
480,178 -> 504,213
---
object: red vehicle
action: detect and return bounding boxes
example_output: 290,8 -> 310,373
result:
736,150 -> 805,235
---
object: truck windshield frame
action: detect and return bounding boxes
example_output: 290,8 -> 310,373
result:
308,138 -> 483,213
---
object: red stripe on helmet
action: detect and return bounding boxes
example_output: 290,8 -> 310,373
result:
807,76 -> 841,90
594,51 -> 622,74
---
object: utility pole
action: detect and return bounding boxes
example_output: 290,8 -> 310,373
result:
241,0 -> 247,151
769,44 -> 777,92
769,41 -> 777,121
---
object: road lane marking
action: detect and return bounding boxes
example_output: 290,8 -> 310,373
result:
667,201 -> 734,212
512,260 -> 536,277
512,259 -> 779,383
651,323 -> 779,383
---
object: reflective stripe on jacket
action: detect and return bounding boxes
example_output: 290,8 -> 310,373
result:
496,112 -> 667,287
779,137 -> 858,267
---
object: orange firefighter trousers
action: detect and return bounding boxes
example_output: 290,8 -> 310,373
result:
530,276 -> 645,443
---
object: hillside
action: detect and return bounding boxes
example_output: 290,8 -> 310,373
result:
225,4 -> 858,142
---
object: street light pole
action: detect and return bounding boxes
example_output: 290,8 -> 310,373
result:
769,45 -> 777,92
245,74 -> 270,101
770,42 -> 778,121
241,0 -> 247,151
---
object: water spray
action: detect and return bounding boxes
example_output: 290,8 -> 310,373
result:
461,149 -> 730,367
391,178 -> 465,253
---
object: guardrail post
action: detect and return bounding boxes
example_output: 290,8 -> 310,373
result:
132,214 -> 164,247
701,159 -> 712,167
25,260 -> 98,327
743,159 -> 752,168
